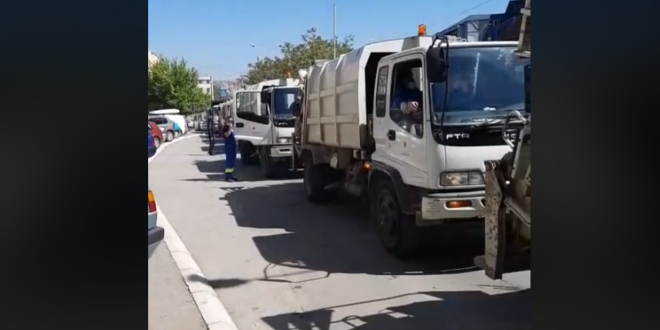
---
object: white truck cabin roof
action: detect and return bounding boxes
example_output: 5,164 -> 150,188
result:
243,78 -> 300,92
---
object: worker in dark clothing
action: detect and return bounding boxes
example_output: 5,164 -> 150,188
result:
222,125 -> 238,181
391,70 -> 423,114
207,115 -> 215,155
391,69 -> 424,136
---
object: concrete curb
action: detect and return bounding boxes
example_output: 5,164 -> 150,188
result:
150,135 -> 240,330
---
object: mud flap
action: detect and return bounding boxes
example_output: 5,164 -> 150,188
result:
476,160 -> 507,280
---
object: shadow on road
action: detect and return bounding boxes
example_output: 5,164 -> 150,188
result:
184,157 -> 303,183
261,289 -> 531,330
219,182 -> 485,277
187,274 -> 249,289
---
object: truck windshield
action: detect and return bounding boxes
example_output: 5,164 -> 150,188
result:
429,46 -> 530,125
273,87 -> 299,116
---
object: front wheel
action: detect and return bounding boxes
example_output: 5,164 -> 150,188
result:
304,161 -> 330,203
372,180 -> 425,258
153,136 -> 161,148
240,143 -> 257,166
259,147 -> 276,178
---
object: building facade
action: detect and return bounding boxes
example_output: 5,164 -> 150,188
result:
197,76 -> 213,96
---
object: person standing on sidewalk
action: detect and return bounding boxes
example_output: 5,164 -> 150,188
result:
206,114 -> 216,155
222,124 -> 238,181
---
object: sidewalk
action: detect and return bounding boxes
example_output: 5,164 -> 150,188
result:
149,244 -> 207,330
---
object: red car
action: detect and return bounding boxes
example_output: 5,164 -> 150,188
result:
148,121 -> 164,148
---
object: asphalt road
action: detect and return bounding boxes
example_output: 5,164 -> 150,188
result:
148,135 -> 531,330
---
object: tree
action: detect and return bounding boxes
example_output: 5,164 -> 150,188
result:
148,57 -> 210,114
243,28 -> 354,84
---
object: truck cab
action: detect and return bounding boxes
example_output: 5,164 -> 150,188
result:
233,78 -> 301,177
373,39 -> 529,222
294,26 -> 530,257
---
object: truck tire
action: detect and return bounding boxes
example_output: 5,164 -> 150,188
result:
240,143 -> 257,166
304,161 -> 329,203
259,147 -> 276,178
371,179 -> 424,258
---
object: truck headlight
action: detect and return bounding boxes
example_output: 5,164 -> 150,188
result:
440,171 -> 484,186
276,137 -> 291,144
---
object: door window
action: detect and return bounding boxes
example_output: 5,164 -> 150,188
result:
389,59 -> 424,137
375,66 -> 389,118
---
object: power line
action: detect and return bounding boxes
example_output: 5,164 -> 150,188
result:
458,0 -> 496,16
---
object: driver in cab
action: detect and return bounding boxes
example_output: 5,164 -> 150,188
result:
392,70 -> 422,114
391,69 -> 423,136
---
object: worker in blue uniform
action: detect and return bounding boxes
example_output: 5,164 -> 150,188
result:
222,125 -> 238,181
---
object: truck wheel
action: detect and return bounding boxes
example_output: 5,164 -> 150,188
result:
304,161 -> 329,203
372,180 -> 424,258
259,147 -> 276,178
240,144 -> 257,166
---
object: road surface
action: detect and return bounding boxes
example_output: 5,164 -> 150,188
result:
148,242 -> 207,330
148,135 -> 531,330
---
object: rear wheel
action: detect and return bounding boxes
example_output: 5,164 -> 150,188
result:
153,136 -> 161,148
371,179 -> 425,258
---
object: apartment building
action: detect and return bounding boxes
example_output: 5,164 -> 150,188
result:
197,76 -> 213,96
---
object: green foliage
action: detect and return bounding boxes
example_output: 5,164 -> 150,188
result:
148,57 -> 210,115
243,28 -> 354,84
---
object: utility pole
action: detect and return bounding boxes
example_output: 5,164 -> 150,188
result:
333,0 -> 337,58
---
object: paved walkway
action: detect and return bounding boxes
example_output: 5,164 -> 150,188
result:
149,135 -> 531,330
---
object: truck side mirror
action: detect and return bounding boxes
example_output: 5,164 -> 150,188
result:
426,46 -> 446,83
292,101 -> 301,117
260,90 -> 271,103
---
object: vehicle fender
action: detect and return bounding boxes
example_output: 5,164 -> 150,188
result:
369,161 -> 415,215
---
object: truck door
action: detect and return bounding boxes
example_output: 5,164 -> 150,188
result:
233,91 -> 271,145
372,56 -> 428,187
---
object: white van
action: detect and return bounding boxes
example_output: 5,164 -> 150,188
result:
149,109 -> 188,136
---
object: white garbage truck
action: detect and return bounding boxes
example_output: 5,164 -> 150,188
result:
292,25 -> 530,257
233,78 -> 301,177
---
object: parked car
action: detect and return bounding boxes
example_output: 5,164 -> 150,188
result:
148,187 -> 164,258
148,131 -> 157,158
149,109 -> 188,136
149,116 -> 176,142
148,121 -> 164,148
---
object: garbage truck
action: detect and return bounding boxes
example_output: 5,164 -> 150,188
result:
291,24 -> 530,257
233,78 -> 301,177
475,0 -> 531,279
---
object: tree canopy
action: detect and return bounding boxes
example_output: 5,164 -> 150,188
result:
148,57 -> 210,115
243,28 -> 354,84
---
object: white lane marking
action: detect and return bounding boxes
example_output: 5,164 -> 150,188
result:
150,134 -> 240,330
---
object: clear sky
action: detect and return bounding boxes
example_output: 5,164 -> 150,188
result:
148,0 -> 509,80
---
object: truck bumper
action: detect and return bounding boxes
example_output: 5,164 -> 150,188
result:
269,145 -> 293,158
416,190 -> 486,225
148,226 -> 165,258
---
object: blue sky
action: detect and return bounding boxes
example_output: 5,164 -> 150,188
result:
148,0 -> 509,80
